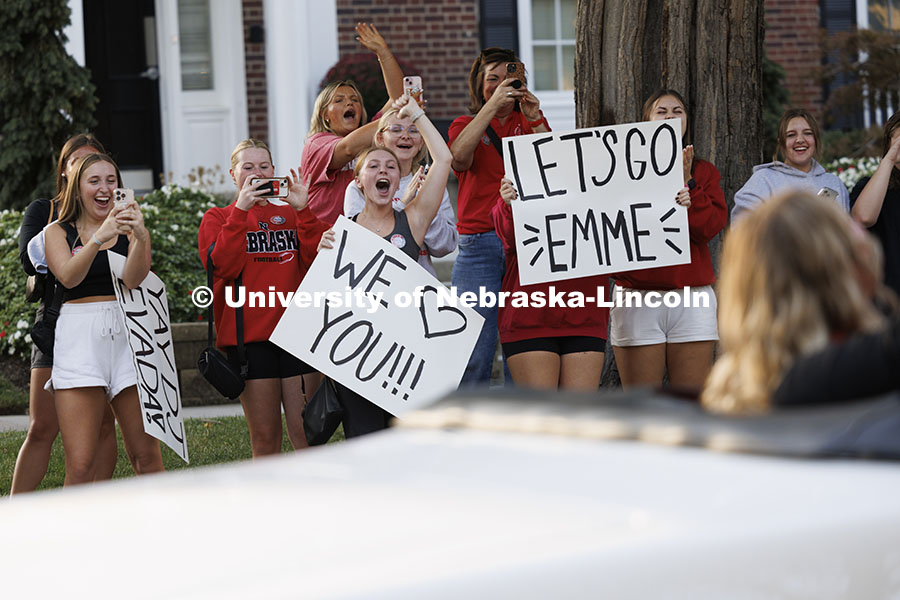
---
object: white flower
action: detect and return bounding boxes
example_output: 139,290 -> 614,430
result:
24,334 -> 32,344
167,234 -> 176,243
171,224 -> 180,231
16,320 -> 28,329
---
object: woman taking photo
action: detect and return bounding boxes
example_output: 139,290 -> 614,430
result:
449,47 -> 549,386
44,153 -> 162,486
319,94 -> 451,436
12,134 -> 119,493
343,102 -> 458,277
703,191 -> 887,414
302,23 -> 403,225
199,139 -> 328,456
495,178 -> 608,390
732,108 -> 849,222
850,110 -> 900,296
611,89 -> 727,392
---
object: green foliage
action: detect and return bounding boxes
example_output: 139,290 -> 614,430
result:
320,53 -> 419,123
0,208 -> 38,359
762,51 -> 790,162
0,184 -> 230,360
821,126 -> 884,163
140,184 -> 230,323
0,0 -> 98,209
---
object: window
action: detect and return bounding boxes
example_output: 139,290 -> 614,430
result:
868,0 -> 900,30
530,0 -> 575,91
178,0 -> 214,90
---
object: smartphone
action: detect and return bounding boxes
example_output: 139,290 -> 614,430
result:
506,62 -> 525,89
113,188 -> 134,208
403,76 -> 424,109
817,187 -> 839,202
251,177 -> 290,198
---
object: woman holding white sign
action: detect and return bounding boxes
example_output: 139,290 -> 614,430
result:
44,153 -> 163,486
12,134 -> 119,493
611,90 -> 727,392
318,93 -> 452,436
496,179 -> 609,390
449,47 -> 550,387
199,139 -> 330,456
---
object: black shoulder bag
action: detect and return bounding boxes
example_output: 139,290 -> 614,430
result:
197,243 -> 247,399
30,281 -> 63,356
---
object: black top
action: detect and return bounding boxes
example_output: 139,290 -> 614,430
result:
19,198 -> 54,276
773,318 -> 900,406
59,221 -> 129,301
850,178 -> 900,296
352,210 -> 421,262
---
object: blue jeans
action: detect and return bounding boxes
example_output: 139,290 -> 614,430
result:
452,231 -> 510,387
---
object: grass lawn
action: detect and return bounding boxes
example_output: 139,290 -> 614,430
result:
0,416 -> 345,496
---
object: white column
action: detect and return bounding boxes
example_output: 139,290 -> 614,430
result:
64,0 -> 85,65
264,0 -> 338,170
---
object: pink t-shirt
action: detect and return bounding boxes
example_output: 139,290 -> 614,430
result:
301,132 -> 355,225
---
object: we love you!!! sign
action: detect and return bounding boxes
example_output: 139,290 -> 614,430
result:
270,217 -> 483,416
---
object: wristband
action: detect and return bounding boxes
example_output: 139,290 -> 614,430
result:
410,109 -> 425,123
92,234 -> 103,247
526,112 -> 546,128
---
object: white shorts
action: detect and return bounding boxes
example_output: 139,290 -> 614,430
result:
609,285 -> 718,347
47,301 -> 137,400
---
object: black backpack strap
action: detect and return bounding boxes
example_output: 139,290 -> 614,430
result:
205,243 -> 247,378
484,124 -> 504,157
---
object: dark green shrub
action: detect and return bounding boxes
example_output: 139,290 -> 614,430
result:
0,0 -> 97,209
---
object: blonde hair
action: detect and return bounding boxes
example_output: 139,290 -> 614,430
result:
702,191 -> 883,414
230,139 -> 272,172
352,147 -> 402,180
308,81 -> 368,137
58,153 -> 122,224
375,107 -> 428,169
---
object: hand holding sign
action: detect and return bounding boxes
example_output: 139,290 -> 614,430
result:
271,217 -> 483,416
503,119 -> 691,285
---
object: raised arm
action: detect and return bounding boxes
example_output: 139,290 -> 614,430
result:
450,78 -> 518,172
851,135 -> 900,227
393,97 -> 451,246
356,23 -> 403,111
116,199 -> 152,289
330,120 -> 382,171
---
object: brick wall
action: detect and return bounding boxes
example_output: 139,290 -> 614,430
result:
335,0 -> 480,122
243,0 -> 269,141
764,0 -> 824,115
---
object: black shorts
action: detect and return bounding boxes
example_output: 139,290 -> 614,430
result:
502,335 -> 607,358
31,343 -> 52,370
226,341 -> 316,380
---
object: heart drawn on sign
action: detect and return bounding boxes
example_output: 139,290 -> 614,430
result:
417,285 -> 468,339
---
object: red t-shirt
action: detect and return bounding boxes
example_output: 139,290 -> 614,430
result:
449,111 -> 545,235
301,132 -> 355,226
198,201 -> 329,348
614,159 -> 727,290
492,197 -> 610,344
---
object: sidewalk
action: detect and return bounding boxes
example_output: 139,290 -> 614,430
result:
0,403 -> 245,433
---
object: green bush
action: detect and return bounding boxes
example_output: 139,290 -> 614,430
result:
141,184 -> 230,323
0,184 -> 231,359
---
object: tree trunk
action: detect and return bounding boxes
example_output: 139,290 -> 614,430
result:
574,0 -> 764,387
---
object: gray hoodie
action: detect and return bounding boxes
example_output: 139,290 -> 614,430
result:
731,159 -> 850,223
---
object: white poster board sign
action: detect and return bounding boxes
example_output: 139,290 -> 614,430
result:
503,119 -> 690,285
108,253 -> 188,463
271,216 -> 484,416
